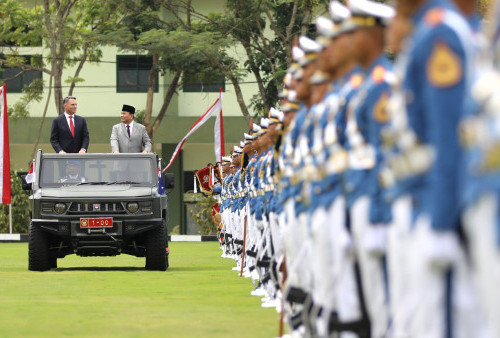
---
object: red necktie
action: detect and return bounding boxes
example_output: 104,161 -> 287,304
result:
69,115 -> 75,137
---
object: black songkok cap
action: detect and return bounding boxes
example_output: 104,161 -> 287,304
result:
122,104 -> 135,114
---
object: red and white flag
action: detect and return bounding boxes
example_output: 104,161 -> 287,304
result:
214,89 -> 225,163
25,162 -> 35,184
163,91 -> 223,173
0,84 -> 11,204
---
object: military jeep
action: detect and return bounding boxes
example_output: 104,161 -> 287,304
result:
26,150 -> 172,271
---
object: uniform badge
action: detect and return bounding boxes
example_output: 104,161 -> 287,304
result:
427,42 -> 462,88
373,93 -> 390,123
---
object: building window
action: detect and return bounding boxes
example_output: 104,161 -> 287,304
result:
183,70 -> 225,93
117,55 -> 158,93
0,55 -> 42,93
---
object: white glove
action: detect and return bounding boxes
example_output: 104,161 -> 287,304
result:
422,230 -> 462,271
363,225 -> 387,257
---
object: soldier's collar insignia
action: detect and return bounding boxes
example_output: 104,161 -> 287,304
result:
427,42 -> 462,88
371,66 -> 386,83
424,8 -> 445,27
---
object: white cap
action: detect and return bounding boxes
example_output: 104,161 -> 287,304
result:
287,90 -> 298,103
299,36 -> 322,53
329,1 -> 351,23
343,0 -> 395,31
316,16 -> 336,38
298,36 -> 322,66
282,102 -> 300,112
244,132 -> 256,141
240,140 -> 246,148
269,107 -> 284,123
316,2 -> 351,46
292,46 -> 305,63
222,156 -> 232,163
310,70 -> 330,85
278,88 -> 289,99
252,123 -> 262,133
260,118 -> 269,129
284,72 -> 292,87
233,146 -> 242,154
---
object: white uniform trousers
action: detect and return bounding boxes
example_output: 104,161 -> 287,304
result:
387,195 -> 412,338
463,193 -> 499,338
408,214 -> 490,338
351,196 -> 388,338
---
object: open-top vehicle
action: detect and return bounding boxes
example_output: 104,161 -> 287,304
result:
25,150 -> 173,271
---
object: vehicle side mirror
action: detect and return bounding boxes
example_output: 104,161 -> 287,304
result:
164,173 -> 175,189
21,174 -> 32,191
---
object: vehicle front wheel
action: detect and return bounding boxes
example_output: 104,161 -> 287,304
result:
145,221 -> 168,271
29,224 -> 52,271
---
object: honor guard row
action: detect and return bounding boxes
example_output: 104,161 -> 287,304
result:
209,0 -> 500,337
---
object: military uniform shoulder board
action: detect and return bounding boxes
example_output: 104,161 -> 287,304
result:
371,66 -> 386,84
427,42 -> 462,88
373,92 -> 390,123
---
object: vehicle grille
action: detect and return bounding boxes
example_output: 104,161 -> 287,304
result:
67,202 -> 126,214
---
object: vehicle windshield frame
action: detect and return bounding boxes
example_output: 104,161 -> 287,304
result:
38,154 -> 157,188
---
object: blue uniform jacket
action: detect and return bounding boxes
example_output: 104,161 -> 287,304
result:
344,55 -> 393,224
405,0 -> 473,231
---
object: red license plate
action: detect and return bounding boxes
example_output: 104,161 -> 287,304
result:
80,217 -> 113,228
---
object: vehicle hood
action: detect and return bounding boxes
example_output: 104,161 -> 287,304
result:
39,185 -> 154,198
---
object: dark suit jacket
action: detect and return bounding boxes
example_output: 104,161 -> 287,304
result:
50,114 -> 89,153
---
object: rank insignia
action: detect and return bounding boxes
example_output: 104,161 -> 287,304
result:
427,42 -> 462,88
373,93 -> 390,123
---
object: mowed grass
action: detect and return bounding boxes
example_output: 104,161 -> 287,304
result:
0,242 -> 280,337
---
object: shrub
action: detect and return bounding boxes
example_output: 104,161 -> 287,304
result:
186,193 -> 218,235
0,171 -> 31,233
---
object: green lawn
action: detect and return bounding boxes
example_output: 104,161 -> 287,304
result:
0,242 -> 280,337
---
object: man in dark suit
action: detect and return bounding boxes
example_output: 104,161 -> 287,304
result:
50,96 -> 89,153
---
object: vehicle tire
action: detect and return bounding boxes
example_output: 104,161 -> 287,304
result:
145,221 -> 168,271
49,252 -> 58,269
28,224 -> 52,271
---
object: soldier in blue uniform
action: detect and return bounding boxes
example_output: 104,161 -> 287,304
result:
309,3 -> 369,336
229,146 -> 244,271
393,0 -> 483,336
340,1 -> 395,336
218,156 -> 233,258
264,108 -> 285,310
457,1 -> 499,336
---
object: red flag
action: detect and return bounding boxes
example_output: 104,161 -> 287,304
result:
25,162 -> 35,184
163,92 -> 223,173
0,84 -> 11,204
194,165 -> 213,194
214,89 -> 225,163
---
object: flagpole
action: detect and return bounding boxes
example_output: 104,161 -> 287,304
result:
8,204 -> 12,234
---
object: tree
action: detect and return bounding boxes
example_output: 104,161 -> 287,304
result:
105,0 -> 246,141
106,0 -> 322,145
0,0 -> 122,161
161,0 -> 319,117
